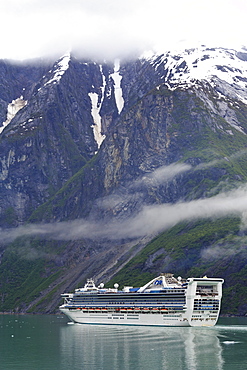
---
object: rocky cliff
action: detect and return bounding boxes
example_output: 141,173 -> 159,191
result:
1,46 -> 247,315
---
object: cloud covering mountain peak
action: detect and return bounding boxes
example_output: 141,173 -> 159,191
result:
0,0 -> 246,61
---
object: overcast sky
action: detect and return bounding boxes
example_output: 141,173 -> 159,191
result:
0,0 -> 246,60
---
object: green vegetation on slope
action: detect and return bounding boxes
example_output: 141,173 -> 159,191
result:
107,217 -> 247,315
0,239 -> 63,312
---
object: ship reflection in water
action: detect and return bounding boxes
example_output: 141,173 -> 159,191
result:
1,315 -> 247,369
59,323 -> 226,370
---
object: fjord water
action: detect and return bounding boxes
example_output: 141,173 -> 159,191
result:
0,315 -> 247,370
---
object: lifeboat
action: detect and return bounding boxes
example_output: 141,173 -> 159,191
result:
142,308 -> 150,313
160,308 -> 168,312
151,308 -> 159,313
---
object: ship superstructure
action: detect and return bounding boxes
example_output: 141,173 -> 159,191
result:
59,273 -> 224,327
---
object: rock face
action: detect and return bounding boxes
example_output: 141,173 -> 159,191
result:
0,56 -> 118,224
1,47 -> 247,314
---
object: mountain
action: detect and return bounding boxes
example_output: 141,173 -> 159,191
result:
0,46 -> 247,315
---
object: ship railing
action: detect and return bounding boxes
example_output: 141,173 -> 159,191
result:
69,303 -> 185,308
64,304 -> 187,313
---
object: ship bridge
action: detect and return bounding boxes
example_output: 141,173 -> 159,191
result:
138,273 -> 184,293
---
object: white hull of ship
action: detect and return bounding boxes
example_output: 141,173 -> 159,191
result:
60,308 -> 218,327
59,275 -> 223,327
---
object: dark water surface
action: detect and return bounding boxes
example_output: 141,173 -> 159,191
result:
0,315 -> 246,369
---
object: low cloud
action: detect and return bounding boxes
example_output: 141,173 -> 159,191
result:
98,163 -> 192,210
134,163 -> 192,187
122,186 -> 247,238
2,184 -> 247,244
2,158 -> 247,245
201,237 -> 247,261
201,245 -> 237,260
0,0 -> 246,60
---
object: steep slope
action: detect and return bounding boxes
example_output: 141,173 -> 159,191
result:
0,55 -> 122,225
0,46 -> 247,315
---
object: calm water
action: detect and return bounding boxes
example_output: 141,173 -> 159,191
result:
0,315 -> 247,370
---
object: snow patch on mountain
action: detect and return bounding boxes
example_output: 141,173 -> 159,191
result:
89,65 -> 106,149
110,59 -> 124,114
100,64 -> 106,100
0,96 -> 27,134
89,92 -> 106,149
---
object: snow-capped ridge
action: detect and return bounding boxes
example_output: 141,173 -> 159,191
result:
44,53 -> 71,87
144,46 -> 247,104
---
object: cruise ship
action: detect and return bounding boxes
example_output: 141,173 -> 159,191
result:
59,273 -> 224,327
